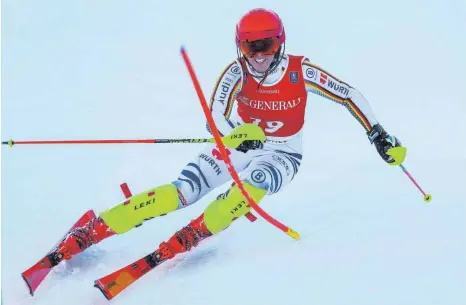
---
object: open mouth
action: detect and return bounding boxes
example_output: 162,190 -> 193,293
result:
254,58 -> 266,64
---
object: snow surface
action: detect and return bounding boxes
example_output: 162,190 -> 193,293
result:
2,1 -> 466,305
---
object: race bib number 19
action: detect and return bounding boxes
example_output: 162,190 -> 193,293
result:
251,118 -> 284,133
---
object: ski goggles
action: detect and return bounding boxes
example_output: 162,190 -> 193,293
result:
239,37 -> 281,57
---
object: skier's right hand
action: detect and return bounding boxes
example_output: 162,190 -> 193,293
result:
236,140 -> 264,153
222,123 -> 266,151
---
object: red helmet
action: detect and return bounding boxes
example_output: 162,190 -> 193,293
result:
236,9 -> 286,57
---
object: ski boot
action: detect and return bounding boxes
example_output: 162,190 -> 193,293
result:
154,213 -> 213,263
53,217 -> 116,263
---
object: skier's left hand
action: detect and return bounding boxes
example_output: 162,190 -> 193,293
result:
367,124 -> 406,165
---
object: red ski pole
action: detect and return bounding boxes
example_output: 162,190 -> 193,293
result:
180,46 -> 300,240
399,164 -> 432,202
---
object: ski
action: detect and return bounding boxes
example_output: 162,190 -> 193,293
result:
94,246 -> 171,300
94,182 -> 172,300
21,209 -> 96,296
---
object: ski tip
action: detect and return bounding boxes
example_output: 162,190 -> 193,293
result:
86,209 -> 97,219
94,281 -> 112,300
21,273 -> 35,296
180,45 -> 186,53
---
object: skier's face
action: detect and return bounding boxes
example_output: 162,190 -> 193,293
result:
248,53 -> 275,73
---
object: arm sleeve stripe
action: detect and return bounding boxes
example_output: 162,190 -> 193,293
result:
224,79 -> 241,118
346,98 -> 372,131
305,81 -> 371,131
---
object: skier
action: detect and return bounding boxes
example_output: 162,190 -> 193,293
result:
53,8 -> 406,265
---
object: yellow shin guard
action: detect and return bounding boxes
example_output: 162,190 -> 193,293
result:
204,183 -> 266,235
99,184 -> 179,234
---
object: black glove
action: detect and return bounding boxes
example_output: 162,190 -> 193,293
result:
236,140 -> 264,153
367,124 -> 405,165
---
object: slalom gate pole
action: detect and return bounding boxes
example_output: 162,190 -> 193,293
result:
180,46 -> 300,240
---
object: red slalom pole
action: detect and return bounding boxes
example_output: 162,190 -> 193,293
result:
399,164 -> 432,202
180,46 -> 299,240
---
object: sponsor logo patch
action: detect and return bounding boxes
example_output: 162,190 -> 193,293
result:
230,201 -> 246,215
272,155 -> 291,175
200,153 -> 222,175
217,79 -> 232,105
212,147 -> 231,161
251,169 -> 266,183
134,197 -> 156,210
230,65 -> 241,74
320,73 -> 328,85
290,71 -> 299,83
327,79 -> 349,96
257,88 -> 280,94
237,96 -> 303,111
305,67 -> 316,79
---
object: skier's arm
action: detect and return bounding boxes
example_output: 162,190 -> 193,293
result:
302,58 -> 377,132
207,61 -> 243,136
302,58 -> 406,165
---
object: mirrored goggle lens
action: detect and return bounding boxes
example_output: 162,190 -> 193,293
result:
240,37 -> 280,56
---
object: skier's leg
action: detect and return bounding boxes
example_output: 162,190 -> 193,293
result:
171,145 -> 251,207
55,184 -> 181,260
99,184 -> 180,234
56,145 -> 251,260
99,145 -> 250,234
155,149 -> 302,258
203,149 -> 302,234
203,182 -> 266,234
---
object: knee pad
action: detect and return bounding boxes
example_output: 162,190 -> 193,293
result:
99,184 -> 180,234
204,183 -> 266,235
